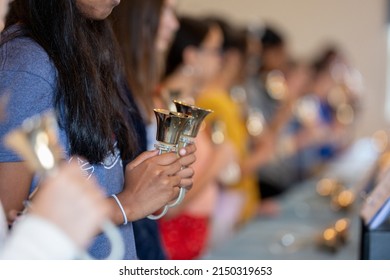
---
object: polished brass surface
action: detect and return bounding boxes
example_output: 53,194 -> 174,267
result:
154,109 -> 191,145
173,100 -> 213,138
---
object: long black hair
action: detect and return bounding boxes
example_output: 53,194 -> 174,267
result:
5,0 -> 136,163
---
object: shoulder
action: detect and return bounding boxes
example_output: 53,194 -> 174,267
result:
0,26 -> 57,88
0,27 -> 58,162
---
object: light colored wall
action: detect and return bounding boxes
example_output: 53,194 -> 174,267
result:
176,0 -> 388,138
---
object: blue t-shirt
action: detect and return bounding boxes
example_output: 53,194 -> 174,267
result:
0,25 -> 137,259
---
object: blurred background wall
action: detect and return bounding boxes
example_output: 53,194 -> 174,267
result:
176,0 -> 388,139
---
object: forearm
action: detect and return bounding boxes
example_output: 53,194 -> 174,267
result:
0,162 -> 33,224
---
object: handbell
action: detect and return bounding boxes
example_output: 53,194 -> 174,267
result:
166,101 -> 213,208
173,100 -> 213,148
147,109 -> 191,220
153,108 -> 191,153
3,111 -> 126,260
4,111 -> 62,176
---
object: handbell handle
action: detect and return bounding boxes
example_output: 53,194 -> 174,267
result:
147,142 -> 176,220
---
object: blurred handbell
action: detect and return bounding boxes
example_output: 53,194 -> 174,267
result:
210,120 -> 226,145
265,70 -> 287,100
317,218 -> 350,252
331,188 -> 355,211
294,96 -> 320,127
316,178 -> 343,197
327,84 -> 356,125
317,226 -> 339,252
208,119 -> 241,185
3,111 -> 62,175
3,111 -> 125,260
218,160 -> 241,186
316,178 -> 355,211
229,85 -> 248,105
246,108 -> 265,137
147,109 -> 191,220
334,218 -> 350,244
336,103 -> 355,125
327,84 -> 348,110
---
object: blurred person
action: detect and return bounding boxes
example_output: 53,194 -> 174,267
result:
0,0 -> 109,260
259,45 -> 361,194
291,46 -> 359,174
0,0 -> 195,260
238,25 -> 310,206
245,25 -> 290,122
255,60 -> 314,200
196,16 -> 279,229
110,0 -> 184,260
159,16 -> 237,259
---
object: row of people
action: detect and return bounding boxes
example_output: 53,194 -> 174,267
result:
0,0 -> 195,259
0,0 -> 362,260
145,12 -> 361,258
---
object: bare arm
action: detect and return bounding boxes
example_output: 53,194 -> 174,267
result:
0,162 -> 33,224
166,134 -> 235,217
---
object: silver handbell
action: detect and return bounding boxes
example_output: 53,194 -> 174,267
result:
265,70 -> 287,100
173,100 -> 213,149
3,111 -> 125,260
153,109 -> 191,153
170,100 -> 213,207
147,109 -> 191,220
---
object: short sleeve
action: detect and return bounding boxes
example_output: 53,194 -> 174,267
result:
0,70 -> 55,162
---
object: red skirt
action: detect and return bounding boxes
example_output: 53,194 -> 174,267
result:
158,214 -> 209,260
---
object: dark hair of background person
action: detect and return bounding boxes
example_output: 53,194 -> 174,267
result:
260,25 -> 285,51
311,45 -> 340,77
4,0 -> 137,163
203,16 -> 246,55
110,0 -> 164,123
164,16 -> 211,78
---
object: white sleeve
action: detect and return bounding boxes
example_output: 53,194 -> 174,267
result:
0,214 -> 79,260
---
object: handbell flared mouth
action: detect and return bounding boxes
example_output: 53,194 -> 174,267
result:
153,109 -> 191,145
173,100 -> 213,138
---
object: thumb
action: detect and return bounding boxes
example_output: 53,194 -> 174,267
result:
126,150 -> 159,171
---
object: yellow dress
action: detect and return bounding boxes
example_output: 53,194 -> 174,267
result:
196,88 -> 259,224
